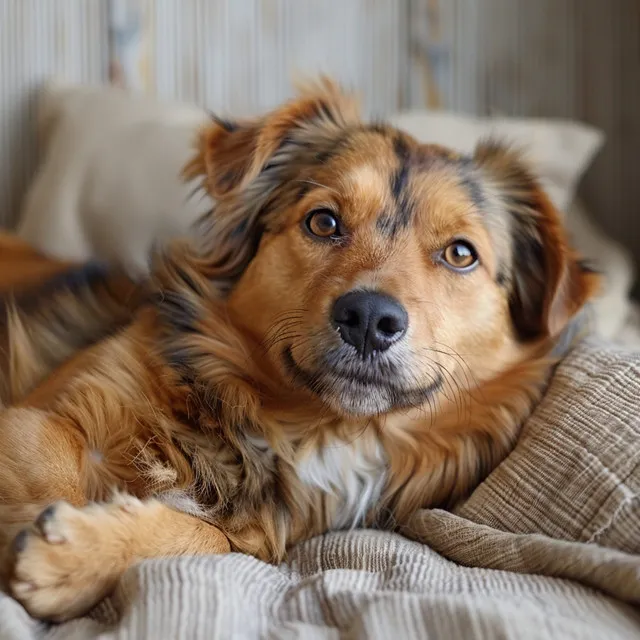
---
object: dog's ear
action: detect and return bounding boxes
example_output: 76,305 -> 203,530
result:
179,77 -> 359,288
474,141 -> 600,341
183,76 -> 359,199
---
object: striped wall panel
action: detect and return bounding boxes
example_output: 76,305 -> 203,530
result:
408,0 -> 640,267
0,0 -> 108,227
148,0 -> 407,117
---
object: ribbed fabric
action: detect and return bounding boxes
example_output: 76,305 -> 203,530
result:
1,341 -> 640,638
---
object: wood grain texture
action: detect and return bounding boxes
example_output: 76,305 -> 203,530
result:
0,0 -> 108,228
149,0 -> 407,117
408,0 -> 640,271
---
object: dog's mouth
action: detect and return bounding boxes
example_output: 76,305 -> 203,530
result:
282,345 -> 443,416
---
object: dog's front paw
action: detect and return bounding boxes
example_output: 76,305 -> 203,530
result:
8,499 -> 140,622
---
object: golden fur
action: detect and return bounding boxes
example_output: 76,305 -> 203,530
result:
0,79 -> 598,621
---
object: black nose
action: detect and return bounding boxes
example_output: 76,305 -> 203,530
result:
331,290 -> 408,357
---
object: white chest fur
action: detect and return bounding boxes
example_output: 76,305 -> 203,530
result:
296,438 -> 388,530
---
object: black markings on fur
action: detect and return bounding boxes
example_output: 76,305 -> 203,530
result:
231,219 -> 249,239
0,261 -> 110,320
223,220 -> 266,288
391,137 -> 411,202
12,530 -> 27,553
376,214 -> 395,234
314,147 -> 336,165
162,345 -> 198,386
42,262 -> 111,298
208,112 -> 238,132
313,99 -> 338,125
0,262 -> 143,406
174,265 -> 206,297
313,131 -> 351,166
218,169 -> 241,193
157,290 -> 200,335
313,125 -> 387,168
496,270 -> 509,287
458,158 -> 486,210
377,136 -> 414,237
296,183 -> 311,201
367,122 -> 391,136
508,223 -> 547,341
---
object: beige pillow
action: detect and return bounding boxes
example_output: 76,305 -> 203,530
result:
16,81 -> 210,276
453,340 -> 640,554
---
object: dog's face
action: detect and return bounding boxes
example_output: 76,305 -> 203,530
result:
185,79 -> 597,417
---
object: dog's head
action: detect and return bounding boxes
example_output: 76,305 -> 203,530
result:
181,78 -> 598,417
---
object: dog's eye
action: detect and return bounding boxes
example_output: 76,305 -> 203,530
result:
442,241 -> 478,271
305,209 -> 340,239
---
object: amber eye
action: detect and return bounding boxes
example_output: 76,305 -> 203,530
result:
442,241 -> 478,271
305,209 -> 340,239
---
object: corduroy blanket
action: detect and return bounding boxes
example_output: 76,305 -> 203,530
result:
1,341 -> 639,639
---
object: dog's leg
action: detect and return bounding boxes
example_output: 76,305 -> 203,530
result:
0,408 -> 88,553
0,407 -> 229,622
8,495 -> 229,622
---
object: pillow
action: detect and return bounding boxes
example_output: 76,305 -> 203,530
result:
16,81 -> 211,276
616,302 -> 640,350
564,199 -> 636,341
452,340 -> 640,554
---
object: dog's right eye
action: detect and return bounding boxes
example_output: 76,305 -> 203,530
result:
304,209 -> 341,239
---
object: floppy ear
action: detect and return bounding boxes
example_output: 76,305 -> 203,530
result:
474,141 -> 600,341
183,76 -> 359,199
180,77 -> 359,286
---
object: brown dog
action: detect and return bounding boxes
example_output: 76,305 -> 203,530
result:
0,79 -> 598,621
0,233 -> 74,294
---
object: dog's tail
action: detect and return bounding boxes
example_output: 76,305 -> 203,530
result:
0,262 -> 148,407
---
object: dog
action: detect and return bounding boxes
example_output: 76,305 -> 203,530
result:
0,233 -> 75,295
0,78 -> 598,622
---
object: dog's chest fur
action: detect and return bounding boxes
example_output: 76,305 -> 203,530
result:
295,437 -> 388,529
247,432 -> 388,530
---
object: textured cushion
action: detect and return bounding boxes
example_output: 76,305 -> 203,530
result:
452,341 -> 640,552
2,341 -> 640,639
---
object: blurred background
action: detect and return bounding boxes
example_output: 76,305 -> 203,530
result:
0,1 -> 639,306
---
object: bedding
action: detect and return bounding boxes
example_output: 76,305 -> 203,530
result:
2,340 -> 639,639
